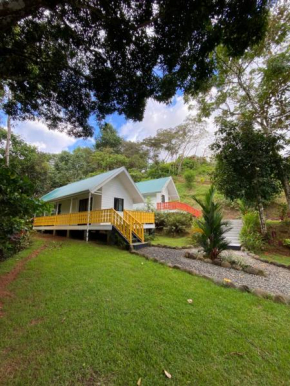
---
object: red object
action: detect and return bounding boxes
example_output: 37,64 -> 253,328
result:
157,201 -> 202,217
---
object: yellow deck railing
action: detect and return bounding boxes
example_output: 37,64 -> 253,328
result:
125,211 -> 155,224
33,209 -> 152,244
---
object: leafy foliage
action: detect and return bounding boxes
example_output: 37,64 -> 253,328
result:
0,162 -> 47,260
240,212 -> 264,252
155,212 -> 192,235
0,1 -> 268,135
164,213 -> 193,236
212,121 -> 282,209
0,128 -> 51,196
184,170 -> 195,189
95,123 -> 122,152
192,186 -> 230,260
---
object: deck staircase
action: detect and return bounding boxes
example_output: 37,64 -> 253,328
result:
224,219 -> 243,250
157,201 -> 201,217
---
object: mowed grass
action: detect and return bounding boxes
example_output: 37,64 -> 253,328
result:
259,253 -> 290,267
151,234 -> 192,247
1,238 -> 290,385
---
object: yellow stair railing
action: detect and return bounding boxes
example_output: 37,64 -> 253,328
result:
111,209 -> 132,244
124,210 -> 144,243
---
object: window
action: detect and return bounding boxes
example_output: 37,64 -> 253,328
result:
57,203 -> 62,214
79,197 -> 93,212
161,194 -> 166,203
114,197 -> 124,212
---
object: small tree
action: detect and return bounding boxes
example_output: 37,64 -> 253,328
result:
193,186 -> 230,260
212,120 -> 282,235
184,170 -> 195,189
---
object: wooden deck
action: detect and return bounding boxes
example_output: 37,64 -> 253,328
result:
33,209 -> 155,245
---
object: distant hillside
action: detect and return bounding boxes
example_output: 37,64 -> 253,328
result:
173,161 -> 286,220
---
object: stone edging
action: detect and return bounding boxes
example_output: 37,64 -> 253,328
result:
184,251 -> 266,277
130,250 -> 290,306
149,243 -> 194,250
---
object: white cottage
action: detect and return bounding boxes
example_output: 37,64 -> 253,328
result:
33,167 -> 154,246
134,177 -> 180,210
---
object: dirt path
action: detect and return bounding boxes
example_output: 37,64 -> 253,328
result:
0,243 -> 48,317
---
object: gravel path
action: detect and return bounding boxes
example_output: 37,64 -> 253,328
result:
137,247 -> 290,297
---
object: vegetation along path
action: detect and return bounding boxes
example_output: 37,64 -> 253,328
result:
138,247 -> 290,297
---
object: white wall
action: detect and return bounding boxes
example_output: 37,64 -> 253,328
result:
133,185 -> 170,210
51,174 -> 136,213
101,175 -> 134,210
133,193 -> 156,210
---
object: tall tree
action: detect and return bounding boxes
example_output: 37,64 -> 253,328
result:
212,120 -> 283,234
0,1 -> 268,136
95,123 -> 122,152
186,1 -> 290,208
0,128 -> 51,196
48,147 -> 94,189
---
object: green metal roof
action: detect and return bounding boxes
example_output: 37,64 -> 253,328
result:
41,167 -> 124,202
136,177 -> 171,195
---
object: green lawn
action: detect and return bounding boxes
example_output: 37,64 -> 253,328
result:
151,234 -> 192,247
259,253 -> 290,267
1,237 -> 290,385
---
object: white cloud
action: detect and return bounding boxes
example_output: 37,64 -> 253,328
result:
119,95 -> 216,157
119,96 -> 191,141
12,120 -> 76,153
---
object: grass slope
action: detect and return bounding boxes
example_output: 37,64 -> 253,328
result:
1,238 -> 290,385
151,235 -> 191,247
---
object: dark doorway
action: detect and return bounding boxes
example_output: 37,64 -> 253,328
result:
79,197 -> 93,212
114,197 -> 124,212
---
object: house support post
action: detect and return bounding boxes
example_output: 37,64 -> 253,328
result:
86,192 -> 92,242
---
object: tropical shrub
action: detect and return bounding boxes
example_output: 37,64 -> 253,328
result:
164,213 -> 192,236
240,211 -> 264,252
184,170 -> 195,189
192,186 -> 230,260
155,212 -> 192,235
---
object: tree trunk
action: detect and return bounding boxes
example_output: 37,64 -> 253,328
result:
5,114 -> 11,167
281,174 -> 290,211
257,200 -> 267,236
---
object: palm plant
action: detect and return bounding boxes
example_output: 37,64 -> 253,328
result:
193,186 -> 231,260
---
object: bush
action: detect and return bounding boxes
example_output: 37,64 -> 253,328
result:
154,212 -> 168,231
243,211 -> 260,231
283,239 -> 290,248
240,211 -> 264,252
164,213 -> 192,235
155,212 -> 192,235
183,170 -> 195,189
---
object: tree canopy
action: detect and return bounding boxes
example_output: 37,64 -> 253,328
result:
0,0 -> 268,136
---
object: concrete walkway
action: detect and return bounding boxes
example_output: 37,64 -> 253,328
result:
225,219 -> 243,250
